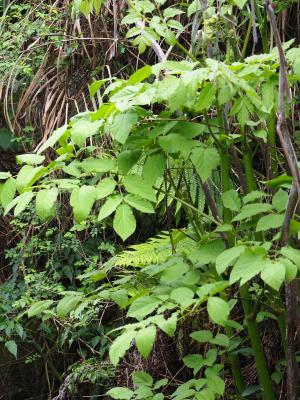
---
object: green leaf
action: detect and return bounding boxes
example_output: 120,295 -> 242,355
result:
261,261 -> 285,291
98,195 -> 122,221
230,248 -> 267,285
222,189 -> 241,212
256,213 -> 284,232
16,165 -> 45,193
70,185 -> 97,222
81,158 -> 116,173
272,189 -> 288,212
243,190 -> 266,204
127,296 -> 161,321
113,204 -> 136,241
109,330 -> 136,366
37,125 -> 68,154
107,387 -> 133,400
281,246 -> 300,269
211,333 -> 230,347
110,110 -> 138,144
215,245 -> 246,275
71,120 -> 101,147
16,154 -> 45,165
232,0 -> 247,9
124,194 -> 155,213
0,178 -> 16,209
28,300 -> 54,317
158,134 -> 194,158
232,203 -> 273,222
188,239 -> 225,266
195,83 -> 217,112
0,172 -> 11,180
143,154 -> 166,185
57,295 -> 82,318
183,354 -> 203,374
135,325 -> 156,358
117,150 -> 141,174
96,178 -> 116,200
170,287 -> 194,308
127,65 -> 152,85
123,175 -> 156,202
154,378 -> 168,390
280,258 -> 297,280
5,341 -> 17,359
14,191 -> 34,216
205,368 -> 225,395
132,371 -> 153,387
191,146 -> 220,182
155,313 -> 177,336
190,330 -> 213,343
36,188 -> 58,221
207,297 -> 230,326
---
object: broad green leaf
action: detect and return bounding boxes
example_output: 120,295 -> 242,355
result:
37,125 -> 68,154
117,150 -> 141,174
261,261 -> 285,291
191,146 -> 220,182
188,239 -> 225,266
211,333 -> 230,347
155,313 -> 177,336
113,204 -> 136,240
28,300 -> 54,317
109,330 -> 136,366
81,158 -> 116,173
143,154 -> 166,185
124,194 -> 154,213
110,110 -> 138,144
14,191 -> 34,216
5,341 -> 17,358
154,378 -> 168,390
123,175 -> 156,202
256,213 -> 284,232
132,371 -> 153,387
16,154 -> 45,165
207,297 -> 230,326
127,296 -> 161,321
243,190 -> 266,204
170,287 -> 194,308
0,178 -> 16,209
281,246 -> 300,269
222,189 -> 241,212
110,290 -> 128,309
232,0 -> 247,9
0,172 -> 11,179
127,65 -> 152,85
195,83 -> 217,111
71,120 -> 101,147
63,160 -> 82,177
230,248 -> 267,285
107,387 -> 133,400
98,195 -> 122,221
135,325 -> 156,358
232,203 -> 273,222
190,330 -> 213,343
36,188 -> 58,220
158,134 -> 194,158
70,185 -> 97,222
215,245 -> 246,275
16,165 -> 45,193
272,189 -> 288,212
183,354 -> 203,374
96,178 -> 116,200
280,258 -> 297,280
205,368 -> 225,395
57,295 -> 83,317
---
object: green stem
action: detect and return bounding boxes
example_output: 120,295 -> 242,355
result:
175,39 -> 198,62
254,2 -> 269,54
239,286 -> 276,400
267,111 -> 277,178
241,16 -> 252,61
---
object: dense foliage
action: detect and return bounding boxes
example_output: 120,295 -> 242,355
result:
0,0 -> 300,399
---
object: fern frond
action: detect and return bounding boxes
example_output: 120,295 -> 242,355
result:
115,230 -> 189,267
